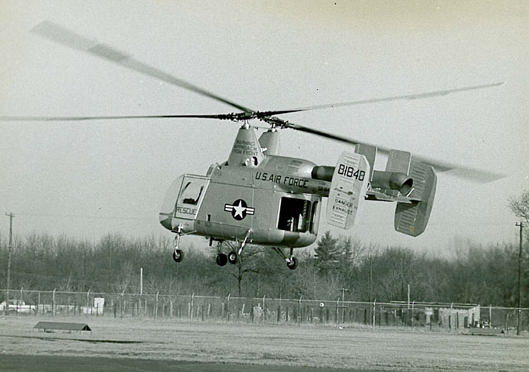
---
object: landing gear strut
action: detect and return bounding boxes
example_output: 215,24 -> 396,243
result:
172,224 -> 184,263
273,247 -> 298,270
217,230 -> 252,266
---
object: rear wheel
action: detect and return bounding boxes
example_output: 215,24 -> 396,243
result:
228,251 -> 238,264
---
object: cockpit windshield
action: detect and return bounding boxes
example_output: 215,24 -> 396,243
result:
178,180 -> 205,205
172,175 -> 209,219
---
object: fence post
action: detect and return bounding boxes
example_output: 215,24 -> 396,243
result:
155,292 -> 159,319
334,302 -> 338,324
299,297 -> 303,324
227,294 -> 231,322
372,299 -> 376,329
263,296 -> 266,322
52,289 -> 56,317
412,301 -> 415,328
121,292 -> 124,319
86,290 -> 91,316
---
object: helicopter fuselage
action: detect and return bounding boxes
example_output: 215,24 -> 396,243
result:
160,155 -> 329,248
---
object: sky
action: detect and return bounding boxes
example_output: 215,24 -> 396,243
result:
0,0 -> 528,255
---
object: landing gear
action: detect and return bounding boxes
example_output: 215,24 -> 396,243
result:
172,224 -> 184,263
273,247 -> 298,270
287,256 -> 298,270
215,230 -> 251,267
216,253 -> 228,266
173,249 -> 184,262
216,241 -> 230,267
228,251 -> 238,264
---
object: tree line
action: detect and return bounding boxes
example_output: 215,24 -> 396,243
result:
1,190 -> 527,306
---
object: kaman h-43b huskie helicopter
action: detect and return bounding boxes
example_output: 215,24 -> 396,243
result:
1,22 -> 504,270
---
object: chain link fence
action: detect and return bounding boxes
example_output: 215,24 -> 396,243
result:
1,289 -> 528,334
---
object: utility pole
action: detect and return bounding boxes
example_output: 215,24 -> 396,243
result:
516,221 -> 524,336
4,213 -> 14,316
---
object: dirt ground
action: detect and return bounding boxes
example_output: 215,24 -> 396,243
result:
1,316 -> 528,371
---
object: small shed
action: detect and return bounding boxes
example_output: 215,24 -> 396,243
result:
34,321 -> 91,333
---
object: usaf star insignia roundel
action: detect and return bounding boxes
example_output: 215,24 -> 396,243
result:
224,199 -> 255,220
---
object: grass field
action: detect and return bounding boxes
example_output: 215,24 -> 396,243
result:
1,316 -> 528,371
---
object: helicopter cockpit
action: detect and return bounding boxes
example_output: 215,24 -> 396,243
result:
160,175 -> 210,222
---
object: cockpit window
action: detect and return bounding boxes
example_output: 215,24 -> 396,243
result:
178,179 -> 207,206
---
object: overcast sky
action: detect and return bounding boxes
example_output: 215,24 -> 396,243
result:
1,0 -> 528,255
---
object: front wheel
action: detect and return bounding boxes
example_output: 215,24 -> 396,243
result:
172,249 -> 184,263
287,256 -> 298,270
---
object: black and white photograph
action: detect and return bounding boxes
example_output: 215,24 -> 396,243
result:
1,1 -> 528,371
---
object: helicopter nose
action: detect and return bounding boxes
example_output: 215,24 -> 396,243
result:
159,213 -> 172,230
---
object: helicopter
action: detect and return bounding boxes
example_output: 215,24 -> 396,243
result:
1,22 -> 505,270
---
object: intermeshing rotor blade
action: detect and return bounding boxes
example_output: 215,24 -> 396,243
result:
20,21 -> 506,183
258,82 -> 505,116
31,21 -> 254,114
409,154 -> 505,183
270,118 -> 505,183
0,114 -> 238,122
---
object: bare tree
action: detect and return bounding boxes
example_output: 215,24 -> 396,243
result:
225,242 -> 261,297
510,190 -> 529,223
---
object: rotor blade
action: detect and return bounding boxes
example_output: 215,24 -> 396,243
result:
267,117 -> 392,152
409,154 -> 506,183
31,21 -> 254,113
0,114 -> 236,122
271,118 -> 505,183
256,82 -> 505,117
